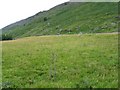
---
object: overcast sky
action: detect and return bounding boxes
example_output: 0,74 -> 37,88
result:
0,0 -> 69,29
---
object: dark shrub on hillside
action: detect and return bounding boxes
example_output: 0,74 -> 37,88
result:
2,34 -> 13,41
64,2 -> 68,5
44,17 -> 48,21
0,35 -> 1,41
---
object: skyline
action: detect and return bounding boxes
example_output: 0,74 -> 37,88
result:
0,0 -> 69,29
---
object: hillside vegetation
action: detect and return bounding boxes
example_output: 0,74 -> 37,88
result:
2,2 -> 118,38
1,2 -> 118,88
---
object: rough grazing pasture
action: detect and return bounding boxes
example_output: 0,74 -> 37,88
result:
2,34 -> 118,88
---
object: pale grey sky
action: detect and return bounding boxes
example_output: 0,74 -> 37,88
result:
0,0 -> 69,29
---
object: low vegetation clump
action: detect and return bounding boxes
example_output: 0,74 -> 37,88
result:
2,33 -> 118,88
1,34 -> 13,41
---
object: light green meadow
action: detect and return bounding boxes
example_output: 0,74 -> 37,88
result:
2,33 -> 118,88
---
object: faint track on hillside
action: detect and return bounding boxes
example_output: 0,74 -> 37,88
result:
94,32 -> 118,35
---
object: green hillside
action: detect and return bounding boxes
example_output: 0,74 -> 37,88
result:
2,2 -> 118,38
1,2 -> 118,88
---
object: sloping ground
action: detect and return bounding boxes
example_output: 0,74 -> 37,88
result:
2,33 -> 118,88
2,2 -> 118,38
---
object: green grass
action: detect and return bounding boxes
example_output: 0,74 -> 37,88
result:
2,2 -> 118,38
2,33 -> 118,88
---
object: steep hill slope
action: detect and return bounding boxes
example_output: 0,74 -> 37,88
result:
2,2 -> 118,38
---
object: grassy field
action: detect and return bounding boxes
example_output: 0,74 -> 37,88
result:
2,33 -> 118,88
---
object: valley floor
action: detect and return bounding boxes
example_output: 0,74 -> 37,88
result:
2,33 -> 118,88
